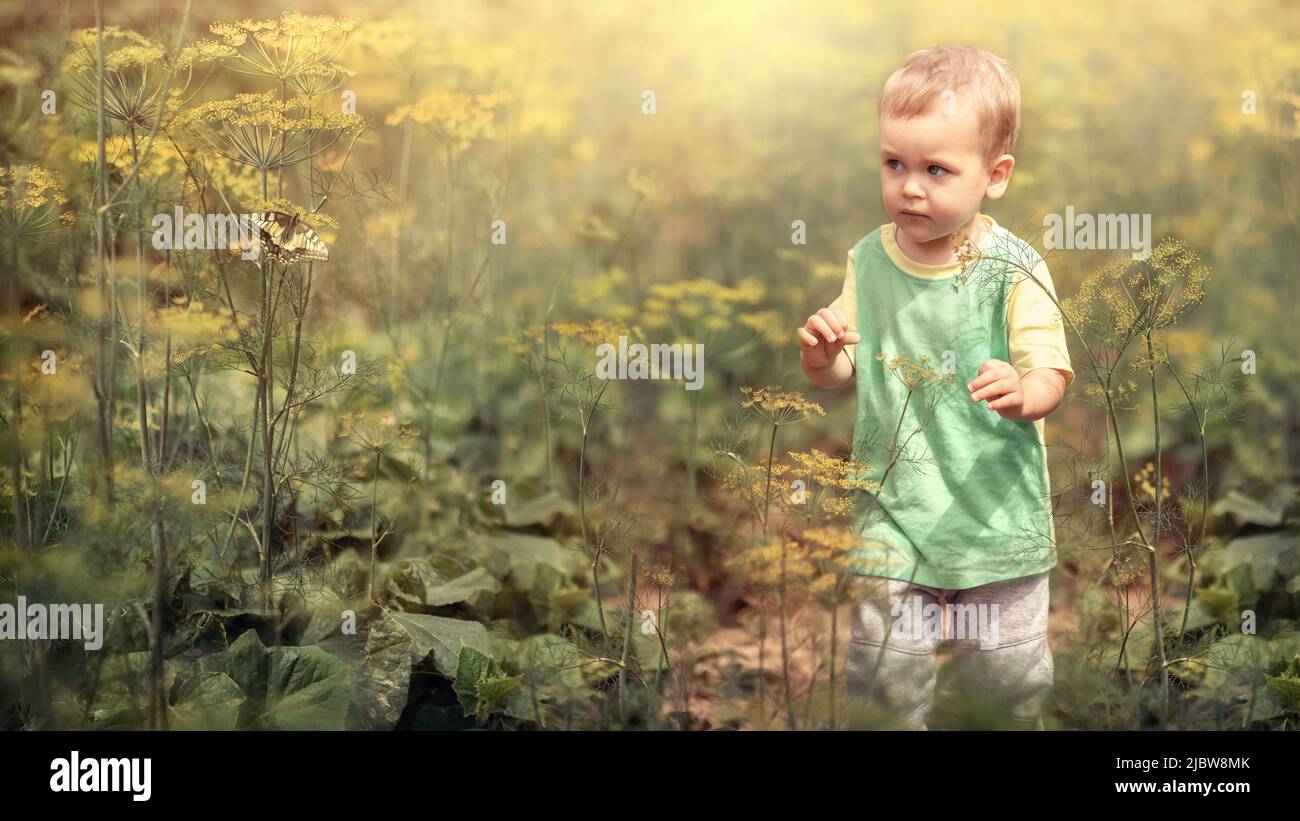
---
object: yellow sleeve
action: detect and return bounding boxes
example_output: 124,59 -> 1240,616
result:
828,249 -> 858,375
1006,258 -> 1074,388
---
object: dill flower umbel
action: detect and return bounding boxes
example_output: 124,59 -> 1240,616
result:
1133,461 -> 1171,501
873,352 -> 952,390
726,535 -> 816,591
0,165 -> 75,240
243,197 -> 339,234
1062,238 -> 1209,343
385,91 -> 507,149
499,318 -> 641,357
60,27 -> 220,127
336,410 -> 419,453
720,458 -> 788,512
800,525 -> 866,600
182,91 -> 364,173
786,448 -> 879,493
739,385 -> 825,426
641,277 -> 765,336
205,12 -> 358,82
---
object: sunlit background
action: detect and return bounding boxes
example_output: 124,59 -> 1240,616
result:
1,0 -> 1297,730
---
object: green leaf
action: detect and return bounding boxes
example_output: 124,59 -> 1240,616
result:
89,651 -> 158,727
1210,531 -> 1300,591
502,489 -> 576,528
264,644 -> 352,730
203,630 -> 351,729
386,610 -> 490,678
209,629 -> 270,700
385,558 -> 450,609
1209,488 -> 1289,528
478,532 -> 581,589
423,566 -> 502,608
531,562 -> 566,628
352,612 -> 414,729
1265,655 -> 1300,711
452,642 -> 523,724
170,672 -> 244,730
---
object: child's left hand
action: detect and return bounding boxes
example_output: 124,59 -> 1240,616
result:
967,359 -> 1024,419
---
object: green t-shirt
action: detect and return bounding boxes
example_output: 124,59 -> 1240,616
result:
848,223 -> 1058,589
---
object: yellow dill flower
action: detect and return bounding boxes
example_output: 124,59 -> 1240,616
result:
242,197 -> 339,233
737,310 -> 786,345
951,229 -> 982,274
336,410 -> 419,452
1132,461 -> 1171,500
873,352 -> 952,390
553,318 -> 637,346
1062,238 -> 1210,341
818,496 -> 857,519
739,385 -> 825,426
202,13 -> 357,81
386,91 -> 506,149
62,27 -> 161,74
60,27 -> 219,126
0,165 -> 73,240
640,276 -> 766,345
786,448 -> 880,492
642,560 -> 676,589
182,92 -> 364,172
720,460 -> 789,511
726,535 -> 816,591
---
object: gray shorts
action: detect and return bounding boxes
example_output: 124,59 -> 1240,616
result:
843,570 -> 1053,730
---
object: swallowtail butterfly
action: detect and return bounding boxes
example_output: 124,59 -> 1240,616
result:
251,211 -> 329,262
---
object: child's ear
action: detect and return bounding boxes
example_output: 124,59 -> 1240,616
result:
985,154 -> 1015,200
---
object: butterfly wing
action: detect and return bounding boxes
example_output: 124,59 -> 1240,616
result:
252,212 -> 290,258
252,212 -> 329,263
282,219 -> 329,262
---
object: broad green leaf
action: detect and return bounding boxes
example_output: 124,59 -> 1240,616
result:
1265,655 -> 1300,711
423,566 -> 502,607
452,641 -> 522,724
386,558 -> 450,609
208,629 -> 270,699
478,532 -> 581,589
170,672 -> 243,730
1210,531 -> 1299,591
552,586 -> 598,631
353,612 -> 414,729
1209,488 -> 1289,528
531,562 -> 566,628
387,610 -> 489,678
502,489 -> 576,528
203,630 -> 351,729
264,644 -> 352,730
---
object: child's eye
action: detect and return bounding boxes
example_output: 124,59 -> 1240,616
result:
927,165 -> 949,176
885,159 -> 903,171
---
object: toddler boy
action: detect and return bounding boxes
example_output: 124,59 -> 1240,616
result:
797,44 -> 1074,730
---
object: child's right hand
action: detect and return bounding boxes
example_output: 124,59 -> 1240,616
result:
797,307 -> 860,369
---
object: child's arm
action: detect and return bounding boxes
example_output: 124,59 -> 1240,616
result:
799,251 -> 861,390
799,306 -> 859,389
968,363 -> 1066,421
971,256 -> 1074,421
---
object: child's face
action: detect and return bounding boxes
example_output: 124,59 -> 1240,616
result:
879,97 -> 1009,244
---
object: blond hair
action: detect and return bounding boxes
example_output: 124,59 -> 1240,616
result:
879,44 -> 1020,162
